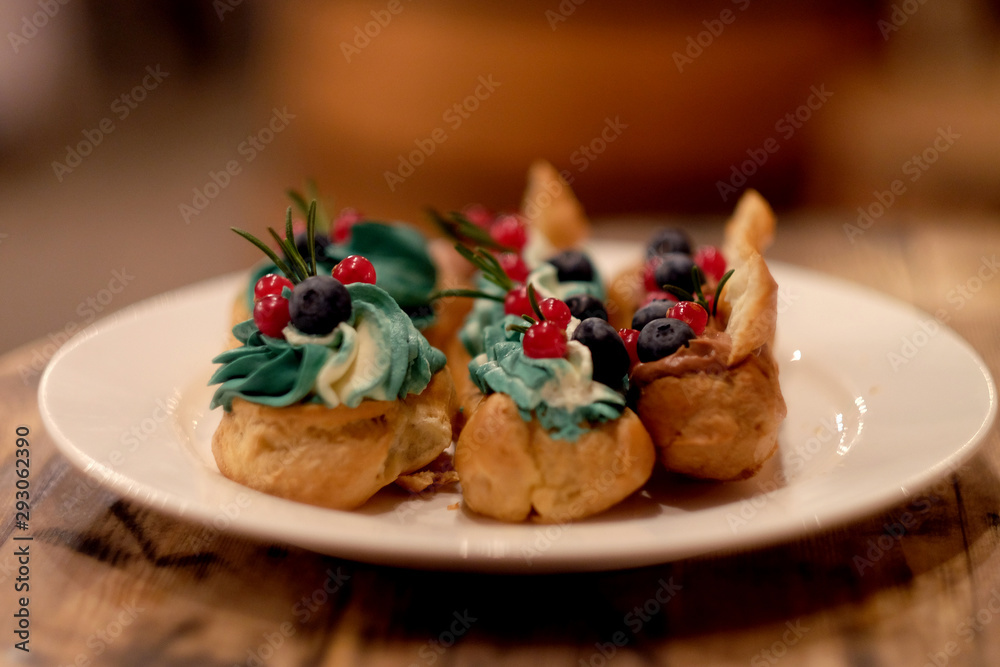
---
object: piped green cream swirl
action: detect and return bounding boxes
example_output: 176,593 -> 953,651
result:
468,317 -> 625,442
211,282 -> 445,411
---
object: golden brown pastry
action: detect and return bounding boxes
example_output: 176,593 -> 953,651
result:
213,371 -> 458,510
627,189 -> 786,480
455,393 -> 654,523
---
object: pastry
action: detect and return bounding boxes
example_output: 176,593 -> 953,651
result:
210,212 -> 458,510
622,190 -> 786,481
454,293 -> 655,523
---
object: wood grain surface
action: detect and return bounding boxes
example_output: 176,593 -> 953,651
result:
1,218 -> 998,667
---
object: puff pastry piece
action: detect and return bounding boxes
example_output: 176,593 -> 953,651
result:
455,393 -> 655,523
212,369 -> 458,510
629,190 -> 786,480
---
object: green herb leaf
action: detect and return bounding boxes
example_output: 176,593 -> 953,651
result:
711,269 -> 735,318
527,283 -> 543,321
269,227 -> 308,282
286,189 -> 310,218
306,200 -> 318,275
231,227 -> 299,282
428,288 -> 504,303
427,208 -> 514,253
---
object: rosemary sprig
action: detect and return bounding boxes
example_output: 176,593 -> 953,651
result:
427,208 -> 514,253
428,288 -> 504,303
306,200 -> 317,275
659,266 -> 736,320
286,180 -> 331,230
268,226 -> 308,282
527,283 -> 543,321
231,227 -> 297,280
711,269 -> 735,318
231,202 -> 323,284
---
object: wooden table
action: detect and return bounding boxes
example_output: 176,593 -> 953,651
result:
2,217 -> 998,667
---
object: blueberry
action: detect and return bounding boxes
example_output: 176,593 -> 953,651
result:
291,232 -> 331,263
646,227 -> 692,258
637,318 -> 695,362
572,318 -> 630,388
289,275 -> 352,335
546,250 -> 595,283
565,294 -> 608,322
652,253 -> 696,294
631,298 -> 677,332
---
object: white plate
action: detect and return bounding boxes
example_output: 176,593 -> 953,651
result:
39,243 -> 996,572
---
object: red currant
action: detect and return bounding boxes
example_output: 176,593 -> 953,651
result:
332,208 -> 364,244
643,257 -> 663,292
332,255 -> 377,285
617,328 -> 640,369
642,290 -> 677,307
539,298 -> 572,329
463,204 -> 494,229
694,245 -> 727,281
254,274 -> 294,302
253,294 -> 290,338
490,214 -> 528,251
497,252 -> 529,283
503,285 -> 533,318
667,301 -> 708,336
523,321 -> 567,359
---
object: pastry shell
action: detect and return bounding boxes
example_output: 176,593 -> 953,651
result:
455,392 -> 655,523
212,369 -> 458,510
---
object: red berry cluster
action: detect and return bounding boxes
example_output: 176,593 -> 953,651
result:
252,255 -> 377,339
515,295 -> 572,360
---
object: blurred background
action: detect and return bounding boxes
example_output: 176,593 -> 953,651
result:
2,0 -> 1000,357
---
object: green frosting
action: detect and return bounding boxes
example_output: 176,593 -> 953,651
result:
245,221 -> 437,328
469,316 -> 626,442
458,261 -> 605,358
211,282 -> 445,411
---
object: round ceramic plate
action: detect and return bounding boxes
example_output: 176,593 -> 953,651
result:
38,242 -> 996,572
